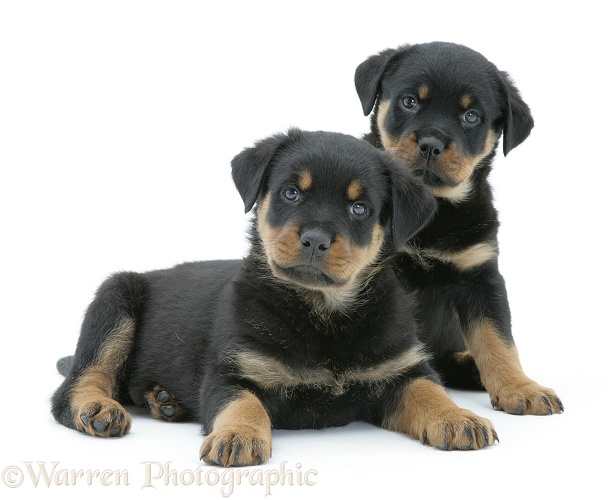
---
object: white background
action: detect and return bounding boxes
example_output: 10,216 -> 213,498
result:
1,1 -> 612,498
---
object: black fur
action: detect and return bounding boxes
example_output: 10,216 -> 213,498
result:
52,130 -> 478,460
355,42 -> 538,391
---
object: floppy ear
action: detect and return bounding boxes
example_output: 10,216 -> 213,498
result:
231,130 -> 297,213
384,156 -> 438,251
498,71 -> 534,156
354,48 -> 398,116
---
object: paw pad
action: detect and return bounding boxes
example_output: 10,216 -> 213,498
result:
76,400 -> 131,437
144,386 -> 187,422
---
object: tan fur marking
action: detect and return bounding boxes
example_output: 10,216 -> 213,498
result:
390,129 -> 498,202
383,378 -> 497,450
232,345 -> 429,397
298,171 -> 312,191
389,133 -> 420,174
347,180 -> 363,201
404,242 -> 498,271
257,194 -> 301,273
258,194 -> 386,313
460,94 -> 473,109
459,128 -> 498,174
418,84 -> 429,100
467,320 -> 563,415
431,179 -> 474,204
325,224 -> 385,284
376,100 -> 398,150
429,129 -> 497,198
343,346 -> 429,385
451,351 -> 473,363
233,351 -> 337,395
451,243 -> 498,269
70,317 -> 135,436
200,390 -> 272,467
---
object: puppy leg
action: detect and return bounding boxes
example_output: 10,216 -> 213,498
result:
144,385 -> 187,422
56,317 -> 134,437
51,272 -> 147,437
433,351 -> 485,391
451,267 -> 563,415
383,377 -> 498,450
467,320 -> 564,415
200,389 -> 272,467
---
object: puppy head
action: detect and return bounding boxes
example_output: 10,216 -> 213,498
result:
231,129 -> 435,298
355,42 -> 534,201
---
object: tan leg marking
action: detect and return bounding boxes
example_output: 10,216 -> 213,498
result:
70,317 -> 134,437
383,378 -> 497,450
200,390 -> 272,467
467,320 -> 563,415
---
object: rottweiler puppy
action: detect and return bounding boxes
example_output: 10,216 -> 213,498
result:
51,129 -> 498,467
355,42 -> 563,415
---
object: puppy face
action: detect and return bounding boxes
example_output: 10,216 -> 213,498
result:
356,42 -> 533,202
257,144 -> 388,290
231,130 -> 436,299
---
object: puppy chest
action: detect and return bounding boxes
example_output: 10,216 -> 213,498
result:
227,346 -> 428,398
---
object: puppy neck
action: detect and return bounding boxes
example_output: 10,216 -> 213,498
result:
248,220 -> 390,320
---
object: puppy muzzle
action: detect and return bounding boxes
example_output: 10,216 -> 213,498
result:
273,228 -> 346,289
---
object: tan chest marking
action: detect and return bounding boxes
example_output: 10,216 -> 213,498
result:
404,242 -> 498,271
230,346 -> 428,397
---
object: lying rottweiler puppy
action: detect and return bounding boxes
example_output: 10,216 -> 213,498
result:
355,42 -> 563,415
51,129 -> 498,467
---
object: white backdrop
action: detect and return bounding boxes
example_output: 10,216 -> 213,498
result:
1,1 -> 612,498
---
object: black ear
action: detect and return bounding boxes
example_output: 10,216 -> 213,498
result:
231,130 -> 297,213
384,155 -> 437,250
498,71 -> 534,156
354,48 -> 399,116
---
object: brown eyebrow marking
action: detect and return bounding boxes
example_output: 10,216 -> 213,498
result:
460,94 -> 473,109
298,171 -> 312,191
347,180 -> 362,201
418,84 -> 429,100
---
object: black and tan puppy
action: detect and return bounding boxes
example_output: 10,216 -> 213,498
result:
355,42 -> 563,415
51,129 -> 499,467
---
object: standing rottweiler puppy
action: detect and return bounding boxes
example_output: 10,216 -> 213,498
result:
51,130 -> 498,467
355,42 -> 563,415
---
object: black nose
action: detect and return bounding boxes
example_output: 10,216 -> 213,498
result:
418,136 -> 445,160
300,230 -> 331,257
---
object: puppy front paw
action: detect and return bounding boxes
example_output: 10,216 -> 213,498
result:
420,408 -> 498,450
75,399 -> 131,437
385,378 -> 497,450
490,382 -> 564,415
199,425 -> 272,467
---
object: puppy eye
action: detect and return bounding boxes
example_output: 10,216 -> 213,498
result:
350,202 -> 369,218
401,95 -> 418,110
463,110 -> 480,124
282,187 -> 301,202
